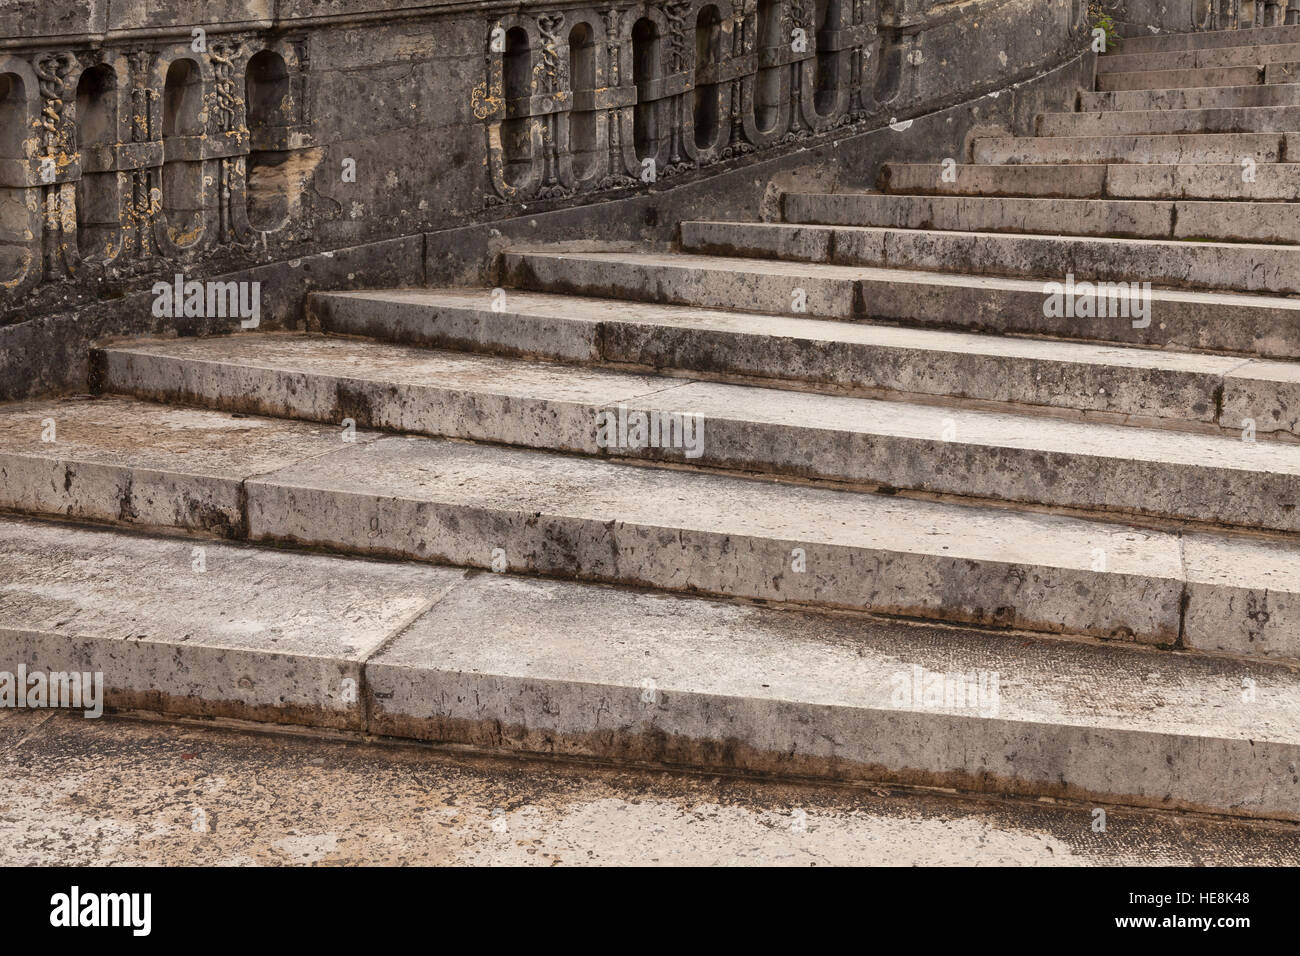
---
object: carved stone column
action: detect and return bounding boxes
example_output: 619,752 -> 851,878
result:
123,49 -> 161,261
33,51 -> 78,281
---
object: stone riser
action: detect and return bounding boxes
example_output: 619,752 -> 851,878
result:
1081,83 -> 1300,111
499,251 -> 1300,358
880,162 -> 1300,200
7,516 -> 1300,822
317,283 -> 1300,416
676,220 -> 1300,295
2,397 -> 1298,661
1098,41 -> 1300,74
782,192 -> 1300,244
972,132 -> 1298,165
1096,64 -> 1300,90
1117,25 -> 1300,56
92,336 -> 1300,534
1037,106 -> 1300,136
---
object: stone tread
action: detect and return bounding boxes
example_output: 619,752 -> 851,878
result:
493,251 -> 1300,358
3,515 -> 1300,819
880,161 -> 1300,200
85,332 -> 1300,533
100,316 -> 1300,431
1037,106 -> 1300,135
972,132 -> 1297,165
1116,25 -> 1300,56
1081,83 -> 1300,112
676,221 -> 1300,295
1098,41 -> 1300,74
782,192 -> 1300,243
3,395 -> 1300,656
1097,65 -> 1269,91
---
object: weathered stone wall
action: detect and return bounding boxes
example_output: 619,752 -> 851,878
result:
2,0 -> 1103,399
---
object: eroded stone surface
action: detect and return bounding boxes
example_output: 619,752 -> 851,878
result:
369,573 -> 1300,818
0,516 -> 461,727
0,396 -> 374,536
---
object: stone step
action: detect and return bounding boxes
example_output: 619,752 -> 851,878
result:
93,333 -> 1300,528
317,281 -> 1300,378
1097,65 -> 1266,91
675,221 -> 1300,295
7,514 -> 1300,820
880,161 -> 1300,200
3,395 -> 1299,656
1037,105 -> 1300,136
781,192 -> 1300,243
1268,60 -> 1300,82
784,193 -> 1169,239
879,163 -> 1110,197
1116,25 -> 1300,56
1107,162 -> 1300,199
972,132 -> 1293,165
1080,82 -> 1300,112
1098,42 -> 1300,74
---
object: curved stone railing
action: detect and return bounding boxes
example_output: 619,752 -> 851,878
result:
0,0 -> 1092,329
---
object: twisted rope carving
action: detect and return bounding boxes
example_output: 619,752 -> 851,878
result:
538,13 -> 565,88
662,1 -> 691,71
210,41 -> 241,132
34,52 -> 76,151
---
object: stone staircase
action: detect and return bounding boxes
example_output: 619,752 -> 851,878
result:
7,25 -> 1300,822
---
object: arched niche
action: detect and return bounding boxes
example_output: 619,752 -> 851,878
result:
632,17 -> 662,161
693,5 -> 724,150
245,49 -> 293,231
161,57 -> 206,247
502,27 -> 534,187
0,71 -> 33,284
813,0 -> 842,116
568,22 -> 600,181
75,63 -> 120,262
753,0 -> 783,132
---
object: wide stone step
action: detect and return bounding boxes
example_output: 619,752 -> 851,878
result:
1268,61 -> 1300,82
1107,162 -> 1300,199
1097,65 -> 1266,91
676,221 -> 1300,295
1098,41 -> 1300,74
1037,105 -> 1300,136
1080,82 -> 1300,111
7,515 -> 1300,820
92,333 -> 1300,528
783,193 -> 1169,239
879,163 -> 1110,197
317,280 -> 1300,376
3,395 -> 1299,657
972,132 -> 1293,165
880,160 -> 1300,200
781,192 -> 1300,243
1116,25 -> 1300,56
